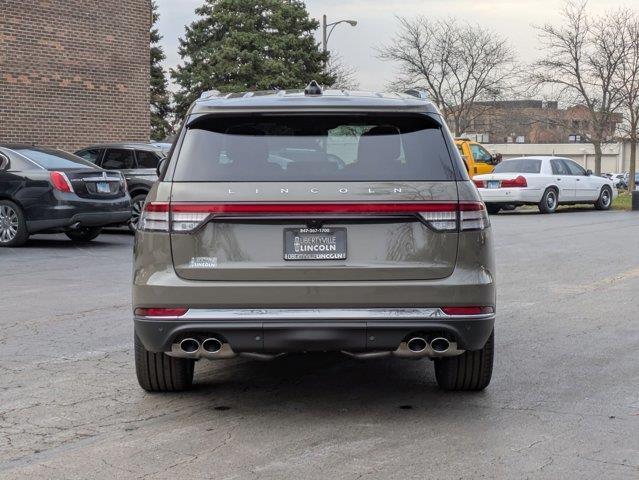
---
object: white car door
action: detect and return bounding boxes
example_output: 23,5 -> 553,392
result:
564,159 -> 599,200
549,159 -> 576,200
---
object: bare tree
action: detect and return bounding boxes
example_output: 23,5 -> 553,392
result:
532,1 -> 629,175
326,53 -> 360,90
378,16 -> 517,136
616,14 -> 639,190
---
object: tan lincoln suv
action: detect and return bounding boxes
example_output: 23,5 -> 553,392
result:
132,82 -> 496,392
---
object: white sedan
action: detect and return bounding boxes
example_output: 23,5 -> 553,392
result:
473,156 -> 616,214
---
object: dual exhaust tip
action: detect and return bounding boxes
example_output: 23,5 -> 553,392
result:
407,336 -> 451,354
180,335 -> 451,357
179,337 -> 222,354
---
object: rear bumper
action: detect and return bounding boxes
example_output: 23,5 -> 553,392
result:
26,194 -> 131,233
479,187 -> 542,204
134,308 -> 495,353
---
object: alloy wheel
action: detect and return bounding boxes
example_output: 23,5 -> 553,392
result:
0,205 -> 19,243
130,199 -> 144,230
546,191 -> 556,209
601,189 -> 611,207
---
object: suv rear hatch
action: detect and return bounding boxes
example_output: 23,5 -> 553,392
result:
165,113 -> 462,282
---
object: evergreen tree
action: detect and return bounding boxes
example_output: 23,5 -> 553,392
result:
150,1 -> 172,140
171,0 -> 334,119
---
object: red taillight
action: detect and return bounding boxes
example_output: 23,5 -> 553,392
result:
442,306 -> 494,316
473,179 -> 486,188
50,171 -> 73,192
137,201 -> 490,233
500,175 -> 527,188
134,307 -> 188,317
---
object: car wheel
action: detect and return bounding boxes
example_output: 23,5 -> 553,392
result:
134,334 -> 195,392
65,227 -> 102,242
0,200 -> 29,247
128,194 -> 147,232
594,186 -> 612,210
485,204 -> 501,215
538,188 -> 558,214
434,330 -> 494,391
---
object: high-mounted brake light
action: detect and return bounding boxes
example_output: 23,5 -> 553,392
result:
134,307 -> 188,317
137,202 -> 490,233
50,171 -> 73,193
500,175 -> 527,188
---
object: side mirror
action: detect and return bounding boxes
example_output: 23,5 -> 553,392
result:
156,157 -> 167,178
586,169 -> 593,176
492,153 -> 502,165
0,154 -> 9,171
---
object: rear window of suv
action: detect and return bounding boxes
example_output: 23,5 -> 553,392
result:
172,114 -> 456,182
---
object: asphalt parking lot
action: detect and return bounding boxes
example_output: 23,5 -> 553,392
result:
1,210 -> 638,479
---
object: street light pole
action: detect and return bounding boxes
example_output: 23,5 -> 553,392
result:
321,15 -> 357,54
322,14 -> 328,53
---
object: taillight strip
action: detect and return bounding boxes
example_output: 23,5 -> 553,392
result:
139,202 -> 488,233
167,202 -> 484,214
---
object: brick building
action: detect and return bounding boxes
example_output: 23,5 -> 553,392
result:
0,0 -> 150,152
460,100 -> 622,144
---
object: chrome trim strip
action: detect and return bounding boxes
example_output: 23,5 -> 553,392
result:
80,177 -> 121,182
170,308 -> 494,321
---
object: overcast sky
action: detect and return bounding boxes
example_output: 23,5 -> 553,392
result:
155,0 -> 627,92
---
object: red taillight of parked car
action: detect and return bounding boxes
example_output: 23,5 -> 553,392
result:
500,175 -> 527,188
473,179 -> 486,188
50,171 -> 74,192
134,307 -> 188,317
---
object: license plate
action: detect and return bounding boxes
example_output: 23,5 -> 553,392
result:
487,180 -> 500,189
284,227 -> 347,261
96,182 -> 110,193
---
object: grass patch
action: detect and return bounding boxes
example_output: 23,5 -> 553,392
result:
612,191 -> 632,211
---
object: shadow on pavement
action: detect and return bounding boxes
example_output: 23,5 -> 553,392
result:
172,353 -> 482,413
495,205 -> 601,215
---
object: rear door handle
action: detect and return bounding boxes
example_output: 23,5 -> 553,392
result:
557,178 -> 561,181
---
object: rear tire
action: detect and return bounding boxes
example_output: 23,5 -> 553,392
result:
594,186 -> 612,210
65,226 -> 102,242
538,188 -> 558,214
485,204 -> 501,215
0,200 -> 29,247
134,334 -> 194,392
434,330 -> 494,391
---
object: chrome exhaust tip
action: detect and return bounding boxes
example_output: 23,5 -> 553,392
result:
407,337 -> 428,353
201,338 -> 223,354
179,338 -> 200,354
430,337 -> 450,353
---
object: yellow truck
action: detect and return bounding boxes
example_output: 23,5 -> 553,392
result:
455,139 -> 501,177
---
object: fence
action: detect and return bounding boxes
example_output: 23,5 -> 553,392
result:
484,141 -> 635,173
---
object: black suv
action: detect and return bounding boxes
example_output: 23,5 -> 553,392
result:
75,143 -> 169,230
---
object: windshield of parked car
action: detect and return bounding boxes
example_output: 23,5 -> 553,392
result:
15,148 -> 98,170
172,114 -> 456,182
493,159 -> 542,174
